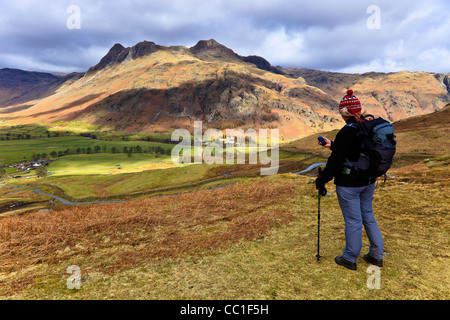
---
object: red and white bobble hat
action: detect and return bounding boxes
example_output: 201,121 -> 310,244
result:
339,89 -> 362,117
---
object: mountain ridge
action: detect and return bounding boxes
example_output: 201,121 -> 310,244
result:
281,66 -> 450,120
86,39 -> 286,76
0,68 -> 82,108
1,39 -> 449,139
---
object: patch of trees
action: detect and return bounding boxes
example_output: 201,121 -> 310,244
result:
0,133 -> 32,140
78,132 -> 97,139
0,130 -> 70,140
47,145 -> 171,159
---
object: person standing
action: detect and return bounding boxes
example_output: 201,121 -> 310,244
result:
315,89 -> 384,271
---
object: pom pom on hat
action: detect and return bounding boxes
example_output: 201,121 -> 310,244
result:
339,89 -> 361,117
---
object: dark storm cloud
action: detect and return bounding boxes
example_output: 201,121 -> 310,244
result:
0,0 -> 449,73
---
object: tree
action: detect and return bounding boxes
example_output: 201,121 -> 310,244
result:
156,146 -> 164,154
0,168 -> 6,180
36,165 -> 47,178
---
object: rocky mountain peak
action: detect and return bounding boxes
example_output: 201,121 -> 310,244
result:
131,41 -> 161,59
189,39 -> 241,61
87,41 -> 165,75
86,39 -> 284,76
191,39 -> 223,50
87,43 -> 125,74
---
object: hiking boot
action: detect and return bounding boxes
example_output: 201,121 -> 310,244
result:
334,256 -> 357,270
363,254 -> 383,267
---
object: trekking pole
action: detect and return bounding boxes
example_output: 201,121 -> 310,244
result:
316,167 -> 322,262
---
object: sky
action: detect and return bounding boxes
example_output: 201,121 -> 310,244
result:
1,0 -> 450,74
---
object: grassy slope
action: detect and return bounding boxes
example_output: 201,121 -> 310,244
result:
0,108 -> 448,300
282,104 -> 450,159
0,165 -> 448,299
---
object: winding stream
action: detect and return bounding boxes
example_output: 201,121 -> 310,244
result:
293,162 -> 326,174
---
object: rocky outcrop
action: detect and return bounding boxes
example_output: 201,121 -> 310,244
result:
434,73 -> 450,95
87,43 -> 125,74
86,39 -> 286,78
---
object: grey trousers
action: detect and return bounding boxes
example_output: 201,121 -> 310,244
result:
336,184 -> 384,263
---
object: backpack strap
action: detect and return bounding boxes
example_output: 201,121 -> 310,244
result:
340,120 -> 372,174
340,123 -> 361,174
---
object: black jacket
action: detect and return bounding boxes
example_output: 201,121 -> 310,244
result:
317,118 -> 376,187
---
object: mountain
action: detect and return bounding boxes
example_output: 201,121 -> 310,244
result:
0,68 -> 82,108
86,39 -> 286,75
190,39 -> 285,74
1,40 -> 449,139
0,40 -> 338,138
282,67 -> 450,122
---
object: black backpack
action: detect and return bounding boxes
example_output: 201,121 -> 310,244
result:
344,117 -> 397,178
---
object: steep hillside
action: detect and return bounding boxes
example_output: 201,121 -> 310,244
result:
282,67 -> 450,122
0,68 -> 82,109
281,104 -> 450,158
392,103 -> 450,157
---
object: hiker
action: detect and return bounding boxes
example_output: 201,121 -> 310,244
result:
315,89 -> 384,271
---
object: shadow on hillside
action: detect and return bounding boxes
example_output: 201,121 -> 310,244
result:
60,72 -> 336,132
0,71 -> 83,108
28,93 -> 106,118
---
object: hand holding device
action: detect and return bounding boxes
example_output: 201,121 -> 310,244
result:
318,136 -> 327,146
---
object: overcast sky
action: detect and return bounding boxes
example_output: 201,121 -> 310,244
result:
1,0 -> 449,74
